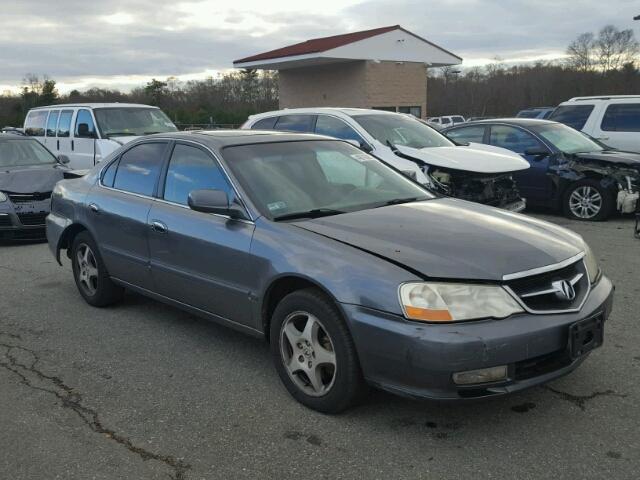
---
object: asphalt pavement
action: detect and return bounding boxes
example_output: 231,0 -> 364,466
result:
1,211 -> 639,480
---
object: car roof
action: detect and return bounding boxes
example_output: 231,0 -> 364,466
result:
0,134 -> 36,141
145,130 -> 336,148
249,107 -> 399,119
29,103 -> 158,110
451,118 -> 557,127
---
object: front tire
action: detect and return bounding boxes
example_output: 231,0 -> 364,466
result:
563,179 -> 615,221
71,231 -> 124,307
270,288 -> 367,413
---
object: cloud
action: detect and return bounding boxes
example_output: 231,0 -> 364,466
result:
0,0 -> 637,91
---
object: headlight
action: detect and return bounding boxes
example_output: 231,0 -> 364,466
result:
399,282 -> 523,323
583,243 -> 599,283
0,191 -> 7,202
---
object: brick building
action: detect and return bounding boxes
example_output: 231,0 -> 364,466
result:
233,25 -> 461,118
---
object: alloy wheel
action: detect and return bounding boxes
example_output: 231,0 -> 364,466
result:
569,186 -> 602,219
279,311 -> 337,397
76,243 -> 99,296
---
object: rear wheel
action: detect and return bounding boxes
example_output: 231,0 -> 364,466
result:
563,179 -> 615,221
270,288 -> 367,413
71,231 -> 123,307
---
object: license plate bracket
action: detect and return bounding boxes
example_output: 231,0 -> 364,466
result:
569,314 -> 604,359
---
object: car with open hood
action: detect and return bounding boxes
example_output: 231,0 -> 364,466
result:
47,131 -> 613,413
242,108 -> 530,212
444,118 -> 640,220
0,135 -> 82,240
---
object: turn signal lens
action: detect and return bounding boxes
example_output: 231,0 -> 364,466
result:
399,282 -> 523,323
453,366 -> 508,385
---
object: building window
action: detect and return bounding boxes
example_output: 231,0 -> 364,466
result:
398,106 -> 422,118
372,107 -> 396,112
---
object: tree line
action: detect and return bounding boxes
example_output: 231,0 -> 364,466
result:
1,24 -> 638,126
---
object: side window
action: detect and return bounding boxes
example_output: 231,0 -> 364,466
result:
24,110 -> 48,136
101,160 -> 118,187
164,144 -> 233,206
113,142 -> 167,196
440,118 -> 451,125
57,110 -> 73,137
315,115 -> 365,143
489,126 -> 543,154
46,110 -> 60,137
316,150 -> 383,189
274,115 -> 315,133
75,109 -> 97,138
548,105 -> 594,130
601,104 -> 640,132
251,117 -> 277,130
446,126 -> 486,144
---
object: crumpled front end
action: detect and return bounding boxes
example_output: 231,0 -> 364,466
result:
426,167 -> 526,212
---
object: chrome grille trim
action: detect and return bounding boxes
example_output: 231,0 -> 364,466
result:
502,252 -> 585,281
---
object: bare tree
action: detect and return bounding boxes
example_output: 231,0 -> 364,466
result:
567,32 -> 595,71
595,25 -> 639,72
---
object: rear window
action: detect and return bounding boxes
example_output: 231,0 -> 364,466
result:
601,103 -> 640,132
24,110 -> 48,136
548,105 -> 594,130
113,142 -> 167,196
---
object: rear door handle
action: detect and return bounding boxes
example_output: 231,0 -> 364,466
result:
596,136 -> 609,141
89,203 -> 100,213
150,220 -> 167,233
57,139 -> 60,150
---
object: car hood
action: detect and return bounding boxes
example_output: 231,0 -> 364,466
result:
294,198 -> 583,281
572,150 -> 640,170
0,164 -> 67,193
395,144 -> 530,174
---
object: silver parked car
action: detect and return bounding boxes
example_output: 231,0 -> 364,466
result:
47,131 -> 613,412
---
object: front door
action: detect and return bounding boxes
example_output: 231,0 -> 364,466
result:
85,141 -> 169,289
148,142 -> 256,326
56,109 -> 75,166
73,109 -> 97,168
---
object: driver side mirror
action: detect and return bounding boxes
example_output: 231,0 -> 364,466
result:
523,148 -> 549,159
344,139 -> 373,153
57,154 -> 70,164
187,189 -> 247,220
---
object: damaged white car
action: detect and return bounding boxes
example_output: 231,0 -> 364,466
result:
243,108 -> 529,211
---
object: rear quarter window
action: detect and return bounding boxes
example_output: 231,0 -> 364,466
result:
601,103 -> 640,132
273,115 -> 315,133
24,110 -> 48,136
250,117 -> 278,130
548,105 -> 594,130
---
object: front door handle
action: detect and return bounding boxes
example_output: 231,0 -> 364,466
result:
89,203 -> 100,213
596,136 -> 609,141
150,220 -> 168,233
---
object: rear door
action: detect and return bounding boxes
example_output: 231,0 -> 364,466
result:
44,110 -> 59,151
56,109 -> 75,165
86,141 -> 169,289
488,125 -> 552,202
148,141 -> 256,325
73,109 -> 98,167
593,102 -> 640,153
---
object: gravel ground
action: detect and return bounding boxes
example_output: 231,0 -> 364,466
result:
0,211 -> 638,480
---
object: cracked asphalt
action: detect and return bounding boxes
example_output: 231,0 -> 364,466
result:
1,211 -> 639,480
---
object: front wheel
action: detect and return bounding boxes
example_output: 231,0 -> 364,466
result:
270,289 -> 367,413
563,179 -> 615,221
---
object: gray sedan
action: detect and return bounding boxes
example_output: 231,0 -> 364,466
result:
47,131 -> 614,413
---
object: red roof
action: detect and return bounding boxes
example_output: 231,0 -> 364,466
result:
234,25 -> 401,64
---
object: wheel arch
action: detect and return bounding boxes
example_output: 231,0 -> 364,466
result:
56,222 -> 90,264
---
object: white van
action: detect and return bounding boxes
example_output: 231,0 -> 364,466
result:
549,96 -> 640,153
23,103 -> 178,169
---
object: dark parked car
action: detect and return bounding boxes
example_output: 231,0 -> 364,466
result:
47,131 -> 613,412
444,119 -> 640,220
0,135 -> 76,240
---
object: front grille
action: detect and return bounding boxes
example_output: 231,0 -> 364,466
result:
506,260 -> 589,312
17,212 -> 48,226
0,214 -> 12,227
8,192 -> 51,203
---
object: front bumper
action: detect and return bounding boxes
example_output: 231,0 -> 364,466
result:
0,206 -> 49,240
343,274 -> 614,400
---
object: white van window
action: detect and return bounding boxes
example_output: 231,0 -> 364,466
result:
57,110 -> 73,137
46,110 -> 60,137
93,108 -> 177,137
75,109 -> 97,138
601,104 -> 640,132
24,110 -> 47,136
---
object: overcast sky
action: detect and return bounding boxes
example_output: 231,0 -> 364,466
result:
0,0 -> 638,93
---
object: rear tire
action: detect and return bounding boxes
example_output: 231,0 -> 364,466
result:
71,231 -> 124,307
562,179 -> 615,221
269,288 -> 367,413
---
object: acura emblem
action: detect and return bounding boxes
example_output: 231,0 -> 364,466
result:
552,279 -> 576,301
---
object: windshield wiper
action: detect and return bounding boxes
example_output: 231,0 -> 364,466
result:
105,132 -> 138,137
144,131 -> 165,135
273,208 -> 346,222
375,197 -> 424,208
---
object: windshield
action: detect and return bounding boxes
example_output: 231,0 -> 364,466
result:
531,123 -> 604,154
94,108 -> 178,137
222,140 -> 433,220
0,139 -> 56,167
352,114 -> 453,149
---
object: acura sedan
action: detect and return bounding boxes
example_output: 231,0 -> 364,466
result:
47,131 -> 614,413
